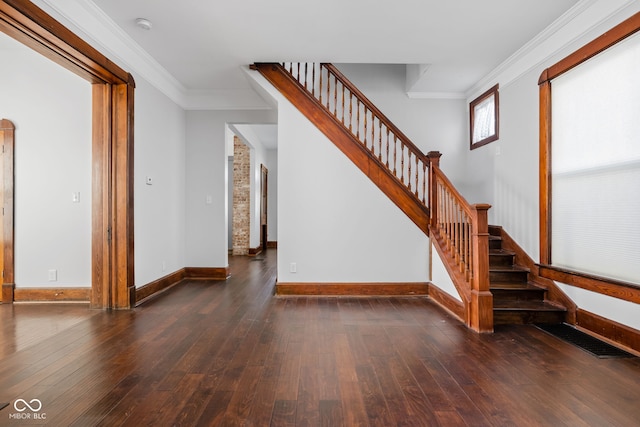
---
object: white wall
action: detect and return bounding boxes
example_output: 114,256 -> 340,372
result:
466,2 -> 640,329
0,36 -> 91,288
430,242 -> 462,302
185,110 -> 276,268
275,96 -> 429,283
133,76 -> 187,287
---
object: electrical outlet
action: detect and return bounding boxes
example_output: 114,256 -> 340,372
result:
290,262 -> 297,273
48,269 -> 57,281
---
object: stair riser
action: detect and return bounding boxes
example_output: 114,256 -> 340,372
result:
489,254 -> 515,267
489,239 -> 502,250
493,310 -> 565,325
488,225 -> 502,237
490,271 -> 529,283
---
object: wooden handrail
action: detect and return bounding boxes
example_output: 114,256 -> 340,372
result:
274,62 -> 431,207
323,64 -> 430,165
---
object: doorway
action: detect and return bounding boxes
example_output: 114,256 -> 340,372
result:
260,164 -> 268,252
227,124 -> 277,258
0,1 -> 134,308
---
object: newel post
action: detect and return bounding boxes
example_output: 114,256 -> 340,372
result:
427,151 -> 442,230
470,203 -> 493,333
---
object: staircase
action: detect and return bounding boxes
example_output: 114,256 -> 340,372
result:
489,225 -> 566,325
252,62 -> 569,332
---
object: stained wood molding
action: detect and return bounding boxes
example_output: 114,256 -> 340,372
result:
267,241 -> 277,249
539,265 -> 640,305
13,287 -> 90,302
185,267 -> 230,280
0,119 -> 15,301
136,267 -> 230,305
2,283 -> 14,303
541,12 -> 640,84
275,282 -> 429,296
134,269 -> 185,305
576,308 -> 640,355
248,246 -> 263,256
427,282 -> 465,322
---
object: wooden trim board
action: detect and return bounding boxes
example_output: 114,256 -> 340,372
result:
275,282 -> 429,296
13,287 -> 90,302
576,308 -> 640,355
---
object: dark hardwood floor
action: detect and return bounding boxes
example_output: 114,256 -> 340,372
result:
1,249 -> 640,426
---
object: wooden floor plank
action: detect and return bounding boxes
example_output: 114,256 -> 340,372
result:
1,248 -> 640,426
271,400 -> 297,427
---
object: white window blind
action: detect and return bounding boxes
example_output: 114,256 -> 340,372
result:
550,31 -> 640,284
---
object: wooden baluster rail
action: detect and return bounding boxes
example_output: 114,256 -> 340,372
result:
276,62 -> 431,207
430,161 -> 492,332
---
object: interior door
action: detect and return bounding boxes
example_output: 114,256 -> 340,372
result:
260,164 -> 268,251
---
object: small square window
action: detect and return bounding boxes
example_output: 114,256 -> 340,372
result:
470,84 -> 499,149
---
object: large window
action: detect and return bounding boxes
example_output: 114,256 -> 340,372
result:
539,13 -> 640,294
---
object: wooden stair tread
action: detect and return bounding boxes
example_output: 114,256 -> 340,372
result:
490,248 -> 515,255
493,300 -> 566,311
490,265 -> 530,273
491,282 -> 544,291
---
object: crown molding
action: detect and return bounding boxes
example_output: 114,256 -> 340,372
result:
34,0 -> 265,110
465,0 -> 640,101
406,91 -> 466,100
35,0 -> 187,106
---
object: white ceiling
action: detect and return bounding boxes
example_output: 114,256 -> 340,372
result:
1,0 -> 586,150
91,0 -> 580,96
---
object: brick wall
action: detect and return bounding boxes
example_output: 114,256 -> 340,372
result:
232,136 -> 250,255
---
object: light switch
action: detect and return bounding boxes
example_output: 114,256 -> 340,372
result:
72,192 -> 80,203
206,195 -> 212,204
